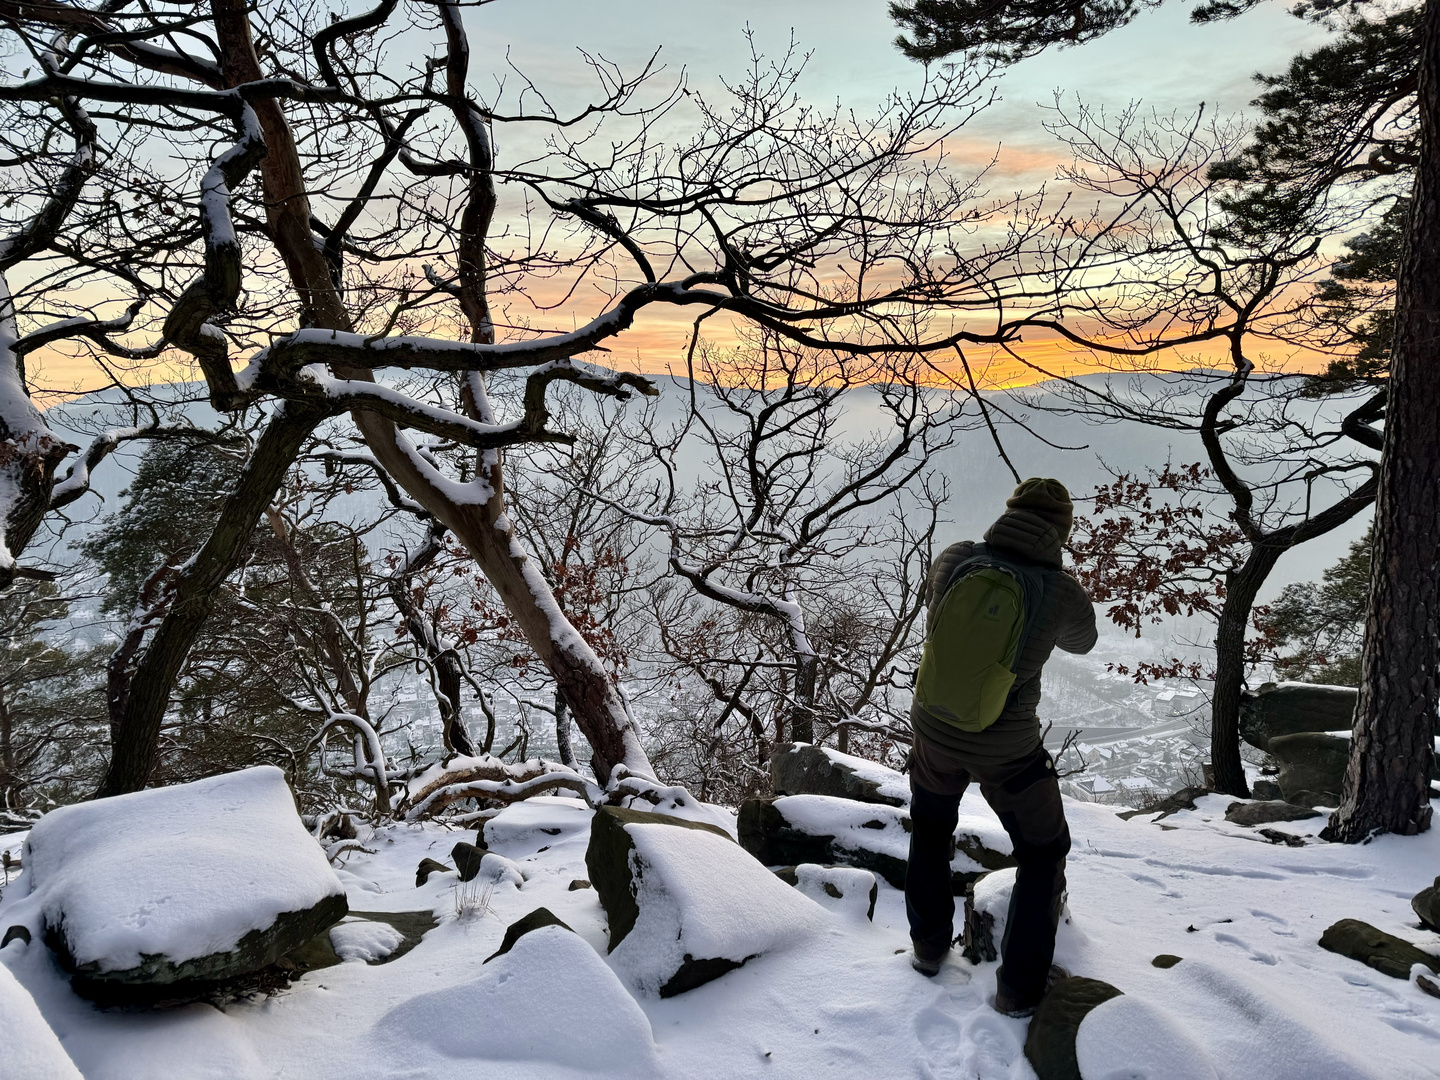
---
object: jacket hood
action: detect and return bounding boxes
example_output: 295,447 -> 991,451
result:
983,508 -> 1066,569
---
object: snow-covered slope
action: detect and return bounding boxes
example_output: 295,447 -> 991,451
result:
2,792 -> 1434,1080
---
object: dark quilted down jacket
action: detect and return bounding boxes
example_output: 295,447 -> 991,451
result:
910,508 -> 1098,768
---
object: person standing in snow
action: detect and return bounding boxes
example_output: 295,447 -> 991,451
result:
906,477 -> 1097,1017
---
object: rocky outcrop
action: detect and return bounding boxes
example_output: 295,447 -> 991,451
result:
738,794 -> 1012,889
586,805 -> 824,997
1319,918 -> 1440,979
769,743 -> 908,806
485,907 -> 573,962
1250,778 -> 1283,801
1223,801 -> 1322,827
1116,786 -> 1208,822
1413,877 -> 1440,933
416,858 -> 451,886
452,842 -> 486,882
1238,682 -> 1356,751
1268,733 -> 1349,806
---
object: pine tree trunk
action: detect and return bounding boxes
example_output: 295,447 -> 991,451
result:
1210,545 -> 1284,797
1326,1 -> 1440,843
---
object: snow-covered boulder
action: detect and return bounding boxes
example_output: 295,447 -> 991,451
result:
963,867 -> 1076,964
18,766 -> 347,996
0,962 -> 84,1079
1239,682 -> 1356,751
484,906 -> 572,962
769,743 -> 908,806
774,864 -> 878,921
586,805 -> 826,997
1024,976 -> 1123,1080
479,794 -> 592,852
1070,993 -> 1220,1080
476,852 -> 525,889
1026,977 -> 1220,1080
376,923 -> 658,1074
738,793 -> 1012,888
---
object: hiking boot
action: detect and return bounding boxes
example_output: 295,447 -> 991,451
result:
911,938 -> 949,977
993,964 -> 1070,1017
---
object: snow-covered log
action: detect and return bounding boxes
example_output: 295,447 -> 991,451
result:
400,754 -> 597,822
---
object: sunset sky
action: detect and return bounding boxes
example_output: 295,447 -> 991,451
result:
29,1 -> 1336,399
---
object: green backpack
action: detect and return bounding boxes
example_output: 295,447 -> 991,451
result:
915,544 -> 1046,733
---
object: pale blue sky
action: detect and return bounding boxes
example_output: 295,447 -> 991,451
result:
469,0 -> 1328,176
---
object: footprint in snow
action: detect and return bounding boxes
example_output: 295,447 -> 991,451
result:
959,1009 -> 1022,1078
1249,909 -> 1298,937
914,1004 -> 965,1080
1214,931 -> 1280,965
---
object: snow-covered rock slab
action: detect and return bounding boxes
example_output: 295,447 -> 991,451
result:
19,766 -> 347,992
480,795 -> 592,853
0,961 -> 84,1079
775,863 -> 878,921
375,923 -> 658,1075
738,793 -> 1013,888
587,805 -> 827,997
769,742 -> 908,806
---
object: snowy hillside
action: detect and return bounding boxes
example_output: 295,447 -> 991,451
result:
2,787 -> 1436,1080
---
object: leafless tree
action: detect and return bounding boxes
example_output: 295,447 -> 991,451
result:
598,336 -> 950,800
1024,102 -> 1383,797
0,0 -> 1097,797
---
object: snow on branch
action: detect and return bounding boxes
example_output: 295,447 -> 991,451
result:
400,754 -> 597,822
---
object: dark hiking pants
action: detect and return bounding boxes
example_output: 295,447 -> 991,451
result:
904,737 -> 1071,1007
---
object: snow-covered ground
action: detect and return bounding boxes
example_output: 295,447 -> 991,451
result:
3,790 -> 1436,1080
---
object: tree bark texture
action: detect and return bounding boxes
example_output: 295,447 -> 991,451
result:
1210,545 -> 1285,797
790,653 -> 818,746
555,690 -> 577,769
1327,1 -> 1440,842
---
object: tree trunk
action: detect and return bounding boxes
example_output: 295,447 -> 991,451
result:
387,527 -> 475,757
1210,544 -> 1285,797
0,684 -> 13,808
790,653 -> 818,745
1327,2 -> 1440,842
94,406 -> 322,797
555,689 -> 577,768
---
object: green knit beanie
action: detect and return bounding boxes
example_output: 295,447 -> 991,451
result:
1005,477 -> 1074,538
